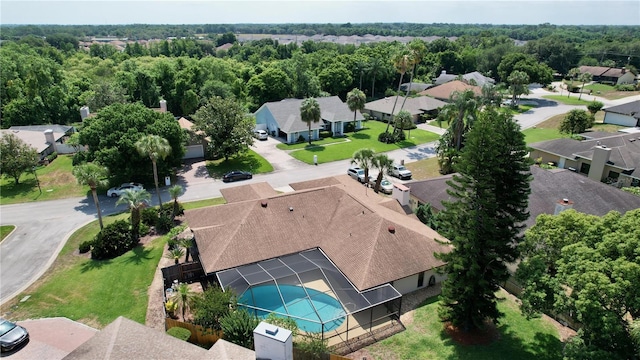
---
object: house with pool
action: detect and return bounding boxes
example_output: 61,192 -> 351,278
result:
181,176 -> 450,347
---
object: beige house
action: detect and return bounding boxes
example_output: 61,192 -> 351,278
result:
418,80 -> 482,102
363,95 -> 447,123
578,65 -> 636,85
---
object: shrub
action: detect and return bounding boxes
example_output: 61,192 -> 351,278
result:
78,240 -> 92,254
139,222 -> 150,236
297,135 -> 305,143
72,151 -> 88,166
264,313 -> 299,338
161,202 -> 184,217
378,132 -> 395,144
295,333 -> 329,360
587,101 -> 604,115
167,327 -> 191,341
220,310 -> 260,350
319,130 -> 332,139
141,207 -> 158,226
615,84 -> 635,91
45,151 -> 58,163
192,284 -> 237,331
156,212 -> 174,233
91,220 -> 136,260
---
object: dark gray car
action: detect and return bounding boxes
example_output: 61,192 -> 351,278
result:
0,318 -> 29,352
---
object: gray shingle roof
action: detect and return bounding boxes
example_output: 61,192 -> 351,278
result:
603,100 -> 640,119
258,96 -> 364,134
405,166 -> 640,230
185,176 -> 450,291
529,132 -> 640,177
364,96 -> 447,116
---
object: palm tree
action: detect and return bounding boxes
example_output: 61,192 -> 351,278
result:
446,89 -> 478,151
395,110 -> 413,140
507,70 -> 530,105
300,98 -> 321,145
371,153 -> 394,193
386,50 -> 412,134
368,57 -> 384,99
567,67 -> 581,98
401,39 -> 427,110
166,247 -> 185,264
72,163 -> 109,229
172,282 -> 196,321
346,88 -> 366,132
577,72 -> 593,100
135,134 -> 172,207
168,185 -> 183,221
351,148 -> 375,185
116,189 -> 151,241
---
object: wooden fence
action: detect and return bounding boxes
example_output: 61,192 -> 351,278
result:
165,318 -> 222,348
161,262 -> 204,289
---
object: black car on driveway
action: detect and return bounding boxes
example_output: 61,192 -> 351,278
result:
0,318 -> 29,352
222,170 -> 253,182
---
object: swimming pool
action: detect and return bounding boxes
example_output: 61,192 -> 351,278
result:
239,284 -> 346,333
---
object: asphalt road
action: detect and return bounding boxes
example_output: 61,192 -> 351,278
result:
1,86 -> 636,305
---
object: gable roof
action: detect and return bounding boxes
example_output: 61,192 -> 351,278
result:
257,96 -> 363,134
579,65 -> 632,79
530,132 -> 640,177
1,126 -> 70,154
220,182 -> 279,203
185,176 -> 450,291
405,166 -> 640,230
603,100 -> 640,119
364,96 -> 447,116
418,80 -> 482,101
400,82 -> 432,92
434,71 -> 495,86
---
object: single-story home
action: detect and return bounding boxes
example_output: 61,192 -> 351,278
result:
434,70 -> 495,87
528,131 -> 640,187
177,117 -> 209,159
254,96 -> 364,144
418,80 -> 483,102
602,100 -> 640,127
363,96 -> 447,123
578,65 -> 636,85
404,165 -> 640,230
0,125 -> 77,160
399,82 -> 432,93
183,176 -> 450,344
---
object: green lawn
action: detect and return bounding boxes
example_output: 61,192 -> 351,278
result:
276,136 -> 348,150
0,155 -> 90,205
541,95 -> 592,106
289,121 -> 440,164
365,292 -> 562,360
0,213 -> 162,328
522,128 -> 566,144
0,225 -> 15,243
206,149 -> 273,179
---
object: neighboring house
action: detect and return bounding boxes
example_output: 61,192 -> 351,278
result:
434,70 -> 495,87
215,43 -> 234,51
418,80 -> 483,102
177,117 -> 209,159
602,100 -> 640,127
528,132 -> 640,187
254,96 -> 364,144
1,125 -> 77,160
363,96 -> 447,123
399,82 -> 432,93
183,176 -> 450,344
578,65 -> 636,85
405,165 -> 640,230
63,316 -> 255,360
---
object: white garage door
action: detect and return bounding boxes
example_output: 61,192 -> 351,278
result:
183,145 -> 204,159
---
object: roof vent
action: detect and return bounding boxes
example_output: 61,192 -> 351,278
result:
289,207 -> 294,212
261,201 -> 268,208
562,198 -> 569,204
388,226 -> 395,234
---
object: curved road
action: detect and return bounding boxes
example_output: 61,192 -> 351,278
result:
1,86 -> 637,305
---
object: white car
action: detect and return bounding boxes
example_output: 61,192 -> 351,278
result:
254,130 -> 268,140
107,182 -> 144,197
347,167 -> 368,183
389,164 -> 412,180
368,176 -> 394,194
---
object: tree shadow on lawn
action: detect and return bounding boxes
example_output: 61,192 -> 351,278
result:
80,258 -> 113,273
441,321 -> 562,360
303,145 -> 327,152
206,156 -> 262,178
0,178 -> 44,201
350,132 -> 371,140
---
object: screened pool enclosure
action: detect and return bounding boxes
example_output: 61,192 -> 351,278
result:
216,248 -> 402,343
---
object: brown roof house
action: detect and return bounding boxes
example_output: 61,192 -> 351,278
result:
183,176 -> 450,345
579,65 -> 636,85
404,165 -> 640,230
0,125 -> 77,160
254,96 -> 364,144
419,80 -> 482,102
434,70 -> 495,87
529,131 -> 640,187
602,99 -> 640,127
177,117 -> 209,159
363,96 -> 447,123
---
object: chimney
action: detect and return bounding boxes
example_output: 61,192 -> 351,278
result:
159,99 -> 167,113
253,322 -> 293,360
80,106 -> 90,120
621,67 -> 626,74
554,198 -> 574,215
587,145 -> 611,182
44,129 -> 55,145
441,70 -> 446,75
392,183 -> 410,206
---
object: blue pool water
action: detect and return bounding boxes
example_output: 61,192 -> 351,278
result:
239,284 -> 345,333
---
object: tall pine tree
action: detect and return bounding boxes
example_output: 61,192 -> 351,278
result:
436,108 -> 531,332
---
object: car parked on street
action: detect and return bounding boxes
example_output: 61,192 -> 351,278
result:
254,130 -> 268,140
222,170 -> 253,182
388,164 -> 412,180
368,176 -> 394,194
0,318 -> 29,352
106,182 -> 144,197
347,167 -> 368,183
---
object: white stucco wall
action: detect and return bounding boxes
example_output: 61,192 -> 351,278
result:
392,269 -> 447,295
603,112 -> 638,127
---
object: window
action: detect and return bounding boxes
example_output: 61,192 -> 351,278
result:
417,272 -> 425,287
608,171 -> 620,180
580,163 -> 591,175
